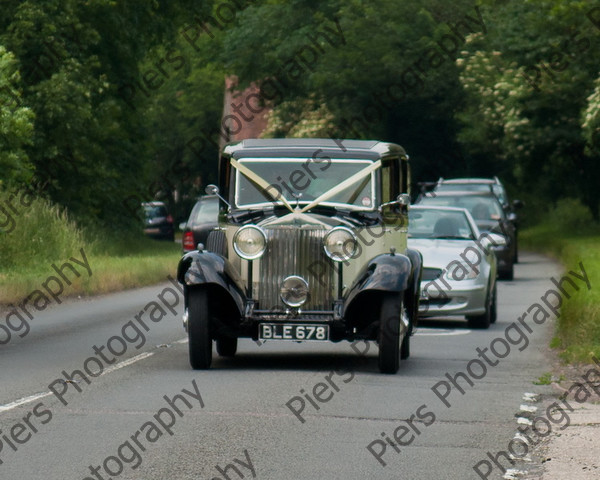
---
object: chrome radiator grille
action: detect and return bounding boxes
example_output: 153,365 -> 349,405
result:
257,226 -> 334,310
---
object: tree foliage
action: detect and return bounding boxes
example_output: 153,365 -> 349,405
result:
0,0 -> 598,228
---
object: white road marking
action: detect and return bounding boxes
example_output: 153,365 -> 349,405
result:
523,392 -> 539,402
0,350 -> 158,414
517,417 -> 533,426
503,468 -> 526,479
102,352 -> 154,375
415,329 -> 472,336
519,404 -> 537,413
0,391 -> 53,413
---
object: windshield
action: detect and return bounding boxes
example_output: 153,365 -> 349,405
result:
143,205 -> 168,219
409,209 -> 474,239
234,158 -> 375,210
419,194 -> 504,221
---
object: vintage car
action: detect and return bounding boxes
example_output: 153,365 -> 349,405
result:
408,205 -> 500,329
177,138 -> 422,374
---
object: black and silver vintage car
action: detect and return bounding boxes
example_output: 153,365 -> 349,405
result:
177,139 -> 422,374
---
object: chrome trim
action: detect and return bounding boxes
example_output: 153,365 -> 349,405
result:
257,226 -> 334,310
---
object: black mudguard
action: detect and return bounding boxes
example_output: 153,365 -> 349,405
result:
177,251 -> 246,316
344,253 -> 412,308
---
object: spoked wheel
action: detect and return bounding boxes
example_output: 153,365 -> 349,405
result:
188,289 -> 212,369
378,294 -> 404,374
216,337 -> 237,357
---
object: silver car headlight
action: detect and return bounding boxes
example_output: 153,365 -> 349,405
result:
323,227 -> 357,262
233,225 -> 267,260
280,275 -> 309,307
445,262 -> 478,281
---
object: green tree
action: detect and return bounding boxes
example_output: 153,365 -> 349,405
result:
0,45 -> 34,187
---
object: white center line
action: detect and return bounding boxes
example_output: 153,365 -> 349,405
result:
0,350 -> 159,414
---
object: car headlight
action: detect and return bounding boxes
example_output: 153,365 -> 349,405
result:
280,275 -> 309,307
445,262 -> 478,281
233,225 -> 267,260
323,227 -> 357,262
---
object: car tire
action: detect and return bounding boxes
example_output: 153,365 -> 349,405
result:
499,264 -> 514,281
378,294 -> 403,374
466,285 -> 492,329
400,331 -> 410,360
188,289 -> 212,369
490,283 -> 497,324
216,337 -> 237,357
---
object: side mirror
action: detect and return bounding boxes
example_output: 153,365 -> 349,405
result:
205,184 -> 219,195
205,184 -> 231,209
179,222 -> 187,231
486,233 -> 507,247
397,193 -> 411,206
512,199 -> 524,210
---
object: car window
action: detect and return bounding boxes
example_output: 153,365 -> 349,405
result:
235,158 -> 375,209
420,195 -> 504,220
192,199 -> 219,225
144,205 -> 168,219
408,210 -> 474,239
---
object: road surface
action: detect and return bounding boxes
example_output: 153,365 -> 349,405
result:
0,252 -> 567,479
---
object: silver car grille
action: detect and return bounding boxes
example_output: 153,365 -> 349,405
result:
257,226 -> 334,310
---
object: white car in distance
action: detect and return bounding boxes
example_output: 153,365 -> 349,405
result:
408,205 -> 501,329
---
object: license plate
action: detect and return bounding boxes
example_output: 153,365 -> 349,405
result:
259,323 -> 329,341
144,228 -> 161,234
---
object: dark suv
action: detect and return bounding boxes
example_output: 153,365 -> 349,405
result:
181,195 -> 220,253
142,201 -> 174,241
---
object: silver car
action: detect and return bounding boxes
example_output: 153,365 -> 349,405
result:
408,206 -> 501,329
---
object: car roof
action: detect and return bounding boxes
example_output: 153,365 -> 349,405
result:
424,190 -> 499,198
410,205 -> 471,213
222,138 -> 407,160
439,178 -> 497,185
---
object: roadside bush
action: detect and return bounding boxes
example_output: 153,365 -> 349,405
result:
0,189 -> 88,270
548,197 -> 595,232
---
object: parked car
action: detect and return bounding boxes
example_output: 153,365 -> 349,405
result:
408,205 -> 499,329
177,138 -> 423,374
431,177 -> 523,263
181,195 -> 220,253
142,201 -> 174,241
416,191 -> 516,280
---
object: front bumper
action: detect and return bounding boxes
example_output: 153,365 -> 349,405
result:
418,279 -> 487,317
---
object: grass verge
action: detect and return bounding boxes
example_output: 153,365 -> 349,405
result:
521,222 -> 600,363
0,188 -> 182,305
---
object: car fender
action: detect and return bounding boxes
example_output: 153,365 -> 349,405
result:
344,253 -> 413,310
177,251 -> 246,315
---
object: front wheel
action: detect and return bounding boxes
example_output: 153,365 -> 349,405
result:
216,337 -> 237,357
378,294 -> 404,374
188,289 -> 213,369
466,283 -> 493,329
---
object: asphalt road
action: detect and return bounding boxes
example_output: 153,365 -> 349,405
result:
0,252 -> 564,480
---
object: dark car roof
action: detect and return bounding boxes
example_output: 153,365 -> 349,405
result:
222,138 -> 407,160
424,190 -> 500,199
439,178 -> 498,185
